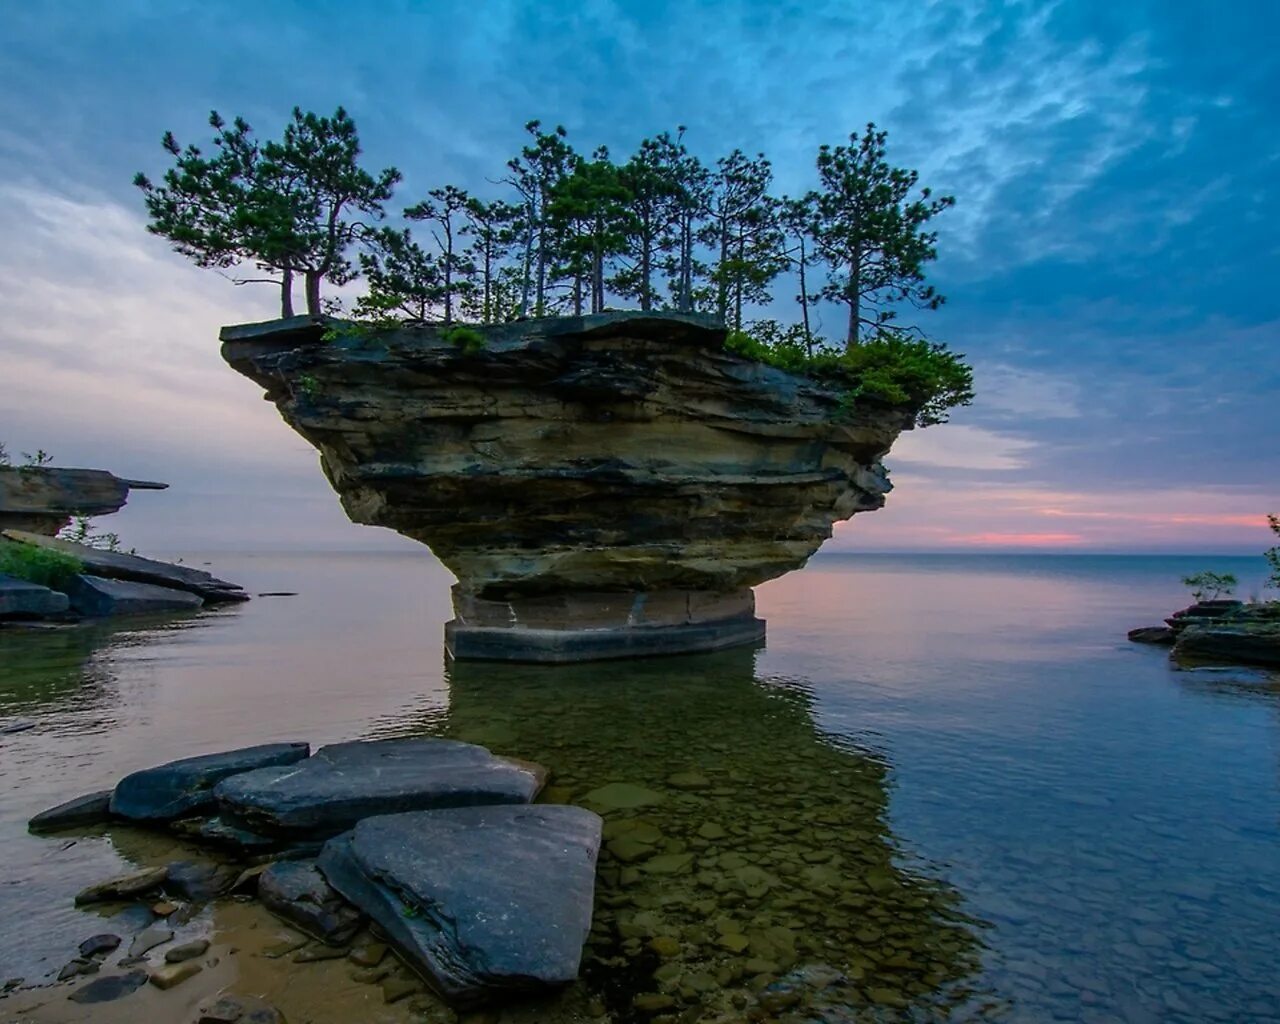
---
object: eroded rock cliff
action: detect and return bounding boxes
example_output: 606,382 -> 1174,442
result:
222,312 -> 916,659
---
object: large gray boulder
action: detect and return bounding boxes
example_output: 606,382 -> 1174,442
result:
215,738 -> 545,839
0,574 -> 70,619
66,574 -> 204,616
317,805 -> 602,1005
111,742 -> 311,823
1,530 -> 247,602
258,860 -> 363,945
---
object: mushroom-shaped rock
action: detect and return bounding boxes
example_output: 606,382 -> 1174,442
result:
316,804 -> 602,1006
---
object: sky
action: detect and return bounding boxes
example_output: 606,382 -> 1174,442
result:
1,0 -> 1277,556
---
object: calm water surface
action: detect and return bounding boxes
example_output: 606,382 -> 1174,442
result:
0,552 -> 1277,1022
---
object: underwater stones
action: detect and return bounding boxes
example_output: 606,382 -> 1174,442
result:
127,924 -> 173,957
75,866 -> 169,906
28,790 -> 112,833
110,742 -> 310,823
221,312 -> 916,661
258,859 -> 363,946
164,860 -> 238,901
217,738 -> 544,839
581,781 -> 665,811
316,804 -> 602,1005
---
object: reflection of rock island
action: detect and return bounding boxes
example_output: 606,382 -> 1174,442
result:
222,312 -> 916,661
439,650 -> 994,1020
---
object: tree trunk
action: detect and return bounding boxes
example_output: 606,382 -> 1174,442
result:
845,250 -> 861,351
304,271 -> 321,317
640,232 -> 652,312
280,266 -> 294,318
483,248 -> 492,324
797,238 -> 811,356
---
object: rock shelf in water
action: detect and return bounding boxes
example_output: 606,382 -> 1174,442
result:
221,311 -> 917,661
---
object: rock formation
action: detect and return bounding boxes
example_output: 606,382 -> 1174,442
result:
222,311 -> 917,660
0,467 -> 166,535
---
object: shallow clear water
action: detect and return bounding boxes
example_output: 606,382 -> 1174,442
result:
1,552 -> 1277,1022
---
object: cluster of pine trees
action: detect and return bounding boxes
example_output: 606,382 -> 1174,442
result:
136,109 -> 954,354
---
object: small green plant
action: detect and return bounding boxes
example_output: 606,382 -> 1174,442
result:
22,449 -> 53,467
59,516 -> 124,553
726,323 -> 974,427
296,374 -> 320,398
1181,571 -> 1238,602
0,542 -> 84,590
440,324 -> 486,354
1265,514 -> 1280,591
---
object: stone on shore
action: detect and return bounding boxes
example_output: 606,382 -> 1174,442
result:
75,866 -> 168,906
198,994 -> 287,1024
78,934 -> 122,958
149,960 -> 203,989
216,738 -> 544,839
0,574 -> 70,619
165,939 -> 209,963
65,574 -> 204,617
28,790 -> 112,833
1175,620 -> 1280,668
316,804 -> 602,1006
1128,626 -> 1176,645
110,742 -> 310,823
164,860 -> 238,901
66,969 -> 148,1004
1,529 -> 247,603
258,860 -> 363,946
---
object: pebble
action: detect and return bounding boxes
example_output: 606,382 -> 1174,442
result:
165,939 -> 210,963
127,925 -> 174,958
381,975 -> 420,1003
150,960 -> 203,990
78,934 -> 122,958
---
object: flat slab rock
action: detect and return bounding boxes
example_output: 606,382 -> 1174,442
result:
0,574 -> 70,618
67,574 -> 204,617
216,738 -> 545,839
111,742 -> 310,823
1,530 -> 247,603
28,790 -> 112,833
317,804 -> 602,1006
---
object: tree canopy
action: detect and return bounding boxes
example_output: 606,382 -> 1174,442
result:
136,108 -> 969,424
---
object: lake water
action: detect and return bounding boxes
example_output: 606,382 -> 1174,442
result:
1,551 -> 1277,1023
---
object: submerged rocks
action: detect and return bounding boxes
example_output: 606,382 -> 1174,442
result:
28,790 -> 112,833
317,805 -> 602,1006
110,742 -> 310,823
66,574 -> 204,616
258,860 -> 363,945
216,738 -> 544,839
66,969 -> 149,1004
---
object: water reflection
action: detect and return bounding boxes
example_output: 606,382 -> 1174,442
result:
436,651 -> 996,1022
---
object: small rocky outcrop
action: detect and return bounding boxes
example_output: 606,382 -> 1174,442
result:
0,467 -> 165,536
317,805 -> 602,1006
221,312 -> 917,660
1131,600 -> 1280,668
2,530 -> 248,603
65,574 -> 205,615
110,743 -> 311,823
27,790 -> 112,833
215,738 -> 544,839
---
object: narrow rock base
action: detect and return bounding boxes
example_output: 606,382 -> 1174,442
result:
445,587 -> 767,662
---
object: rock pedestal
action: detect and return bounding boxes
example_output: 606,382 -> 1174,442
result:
221,311 -> 916,661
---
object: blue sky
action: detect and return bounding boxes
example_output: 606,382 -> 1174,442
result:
1,0 -> 1277,553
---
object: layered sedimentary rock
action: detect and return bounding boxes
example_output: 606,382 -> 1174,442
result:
0,467 -> 166,535
221,312 -> 916,660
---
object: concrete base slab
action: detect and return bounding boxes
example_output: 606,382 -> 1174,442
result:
445,616 -> 766,663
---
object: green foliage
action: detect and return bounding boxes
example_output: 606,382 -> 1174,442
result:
1265,515 -> 1280,590
296,374 -> 320,398
0,542 -> 83,591
135,107 -> 400,317
726,323 -> 973,427
0,442 -> 9,466
1181,571 -> 1238,602
440,325 -> 486,354
59,516 -> 124,553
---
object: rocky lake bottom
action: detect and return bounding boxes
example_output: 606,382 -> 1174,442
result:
0,551 -> 1277,1023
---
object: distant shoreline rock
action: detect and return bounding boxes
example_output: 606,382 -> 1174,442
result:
1129,599 -> 1280,669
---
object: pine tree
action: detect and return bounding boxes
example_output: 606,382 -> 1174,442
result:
504,122 -> 575,316
406,185 -> 476,325
809,123 -> 953,349
461,198 -> 518,324
704,150 -> 786,330
613,132 -> 683,311
356,226 -> 441,321
549,148 -> 633,315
